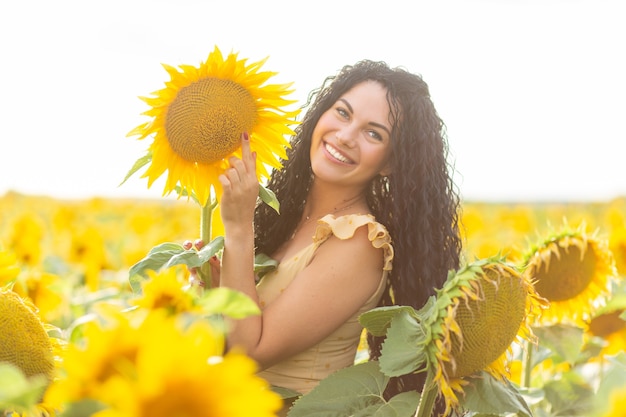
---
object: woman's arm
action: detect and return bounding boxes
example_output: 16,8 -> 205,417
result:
248,229 -> 384,369
218,134 -> 385,369
218,133 -> 264,349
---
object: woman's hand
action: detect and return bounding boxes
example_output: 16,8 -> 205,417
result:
218,132 -> 258,228
183,239 -> 221,289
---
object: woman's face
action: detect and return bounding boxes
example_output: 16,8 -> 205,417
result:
310,80 -> 393,189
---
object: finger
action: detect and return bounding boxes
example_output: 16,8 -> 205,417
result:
241,132 -> 256,172
183,240 -> 193,250
241,131 -> 251,161
193,239 -> 205,250
225,163 -> 242,183
218,173 -> 230,189
208,255 -> 220,267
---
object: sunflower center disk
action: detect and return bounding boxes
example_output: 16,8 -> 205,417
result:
165,78 -> 257,164
588,310 -> 626,337
447,269 -> 526,378
0,291 -> 55,382
534,245 -> 597,302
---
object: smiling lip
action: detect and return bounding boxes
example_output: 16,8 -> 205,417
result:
323,141 -> 354,164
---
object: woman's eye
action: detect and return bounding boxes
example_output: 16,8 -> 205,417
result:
336,107 -> 349,118
368,130 -> 383,141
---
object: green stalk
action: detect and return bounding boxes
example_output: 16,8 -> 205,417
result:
197,195 -> 218,288
414,369 -> 438,417
521,339 -> 533,388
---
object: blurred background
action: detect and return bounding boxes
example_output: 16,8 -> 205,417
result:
1,0 -> 625,202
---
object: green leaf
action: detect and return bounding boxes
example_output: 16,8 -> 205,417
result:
65,312 -> 100,343
532,324 -> 584,364
379,309 -> 428,377
119,151 -> 151,186
128,238 -> 225,295
541,373 -> 594,416
460,372 -> 532,417
515,386 -> 545,408
593,352 -> 626,415
254,253 -> 279,277
288,361 -> 420,417
164,236 -> 225,269
375,391 -> 421,417
359,305 -> 417,337
259,184 -> 280,214
58,399 -> 108,417
0,364 -> 47,412
271,385 -> 302,400
198,287 -> 260,319
128,242 -> 185,293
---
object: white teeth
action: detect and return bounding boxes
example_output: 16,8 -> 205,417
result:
325,143 -> 351,163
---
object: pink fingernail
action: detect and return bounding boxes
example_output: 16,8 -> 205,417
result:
243,132 -> 249,141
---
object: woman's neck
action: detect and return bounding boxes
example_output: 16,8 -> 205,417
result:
302,185 -> 367,222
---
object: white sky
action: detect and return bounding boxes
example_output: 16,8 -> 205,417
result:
1,0 -> 625,202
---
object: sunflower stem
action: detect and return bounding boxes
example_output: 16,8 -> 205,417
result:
414,369 -> 438,417
198,195 -> 218,288
521,339 -> 533,387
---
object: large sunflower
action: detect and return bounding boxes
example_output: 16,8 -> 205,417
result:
362,257 -> 547,416
0,288 -> 59,417
126,46 -> 300,206
0,288 -> 55,383
426,257 -> 546,415
45,309 -> 280,417
522,223 -> 618,326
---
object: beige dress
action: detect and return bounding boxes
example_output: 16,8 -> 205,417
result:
256,213 -> 394,397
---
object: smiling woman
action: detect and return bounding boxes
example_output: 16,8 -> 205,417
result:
309,80 -> 393,189
182,59 -> 464,416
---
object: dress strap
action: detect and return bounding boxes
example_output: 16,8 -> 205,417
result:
313,214 -> 394,271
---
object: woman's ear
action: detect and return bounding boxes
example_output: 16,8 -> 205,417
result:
379,164 -> 392,177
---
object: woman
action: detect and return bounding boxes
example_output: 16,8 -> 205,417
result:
190,60 -> 462,410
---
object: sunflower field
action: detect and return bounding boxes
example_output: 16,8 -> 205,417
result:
2,190 -> 625,416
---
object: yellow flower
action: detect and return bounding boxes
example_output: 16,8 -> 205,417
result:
131,268 -> 198,315
427,257 -> 546,415
45,309 -> 160,406
0,288 -> 56,383
12,271 -> 65,324
0,288 -> 60,416
588,309 -> 626,357
46,310 -> 280,416
8,213 -> 45,266
585,280 -> 626,358
68,224 -> 108,292
0,248 -> 20,285
92,349 -> 281,417
522,223 -> 618,326
127,45 -> 300,206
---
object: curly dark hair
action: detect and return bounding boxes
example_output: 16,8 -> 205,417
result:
254,60 -> 463,399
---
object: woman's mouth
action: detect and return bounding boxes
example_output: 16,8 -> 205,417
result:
324,142 -> 353,164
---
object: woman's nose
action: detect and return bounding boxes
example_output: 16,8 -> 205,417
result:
336,128 -> 357,147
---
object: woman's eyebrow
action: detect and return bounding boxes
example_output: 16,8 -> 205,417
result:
338,98 -> 391,135
338,98 -> 353,113
370,121 -> 391,136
